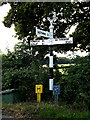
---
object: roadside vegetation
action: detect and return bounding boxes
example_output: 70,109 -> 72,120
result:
2,52 -> 90,119
2,102 -> 89,119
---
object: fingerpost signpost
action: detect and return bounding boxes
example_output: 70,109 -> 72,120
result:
30,12 -> 73,94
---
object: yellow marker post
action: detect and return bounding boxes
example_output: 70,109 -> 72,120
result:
35,84 -> 43,102
37,93 -> 41,102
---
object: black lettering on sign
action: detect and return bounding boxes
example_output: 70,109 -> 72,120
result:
37,87 -> 41,90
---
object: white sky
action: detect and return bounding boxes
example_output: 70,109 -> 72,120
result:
0,4 -> 19,54
0,3 -> 88,58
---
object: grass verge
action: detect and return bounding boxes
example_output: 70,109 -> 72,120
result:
2,102 -> 89,119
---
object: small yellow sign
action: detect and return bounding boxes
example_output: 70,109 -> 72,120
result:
35,84 -> 43,93
35,84 -> 43,102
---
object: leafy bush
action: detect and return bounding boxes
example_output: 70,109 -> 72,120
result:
57,57 -> 72,64
2,60 -> 50,101
58,55 -> 90,109
2,42 -> 49,101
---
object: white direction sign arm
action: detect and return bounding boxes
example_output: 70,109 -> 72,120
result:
36,27 -> 51,38
30,37 -> 73,46
54,37 -> 73,45
30,39 -> 51,46
30,40 -> 42,46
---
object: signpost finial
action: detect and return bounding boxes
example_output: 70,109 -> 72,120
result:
47,11 -> 56,24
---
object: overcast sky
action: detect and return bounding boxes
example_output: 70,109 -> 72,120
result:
0,3 -> 88,58
0,4 -> 19,54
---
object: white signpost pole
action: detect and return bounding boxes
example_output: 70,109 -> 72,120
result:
47,12 -> 56,90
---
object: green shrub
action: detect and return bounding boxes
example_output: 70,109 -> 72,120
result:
59,55 -> 90,109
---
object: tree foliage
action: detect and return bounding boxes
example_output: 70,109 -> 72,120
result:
3,2 -> 90,52
72,20 -> 90,52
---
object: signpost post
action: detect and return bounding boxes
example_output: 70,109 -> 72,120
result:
30,11 -> 73,92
